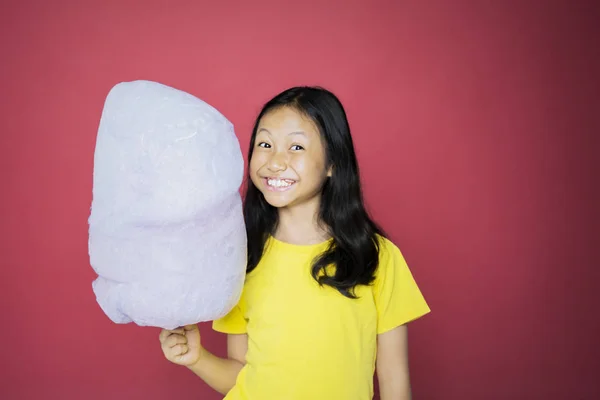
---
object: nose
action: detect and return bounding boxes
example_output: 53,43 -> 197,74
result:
266,151 -> 287,173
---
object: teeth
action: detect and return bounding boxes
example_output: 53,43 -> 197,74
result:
268,179 -> 293,187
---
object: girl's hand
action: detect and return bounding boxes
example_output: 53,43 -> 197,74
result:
159,324 -> 203,367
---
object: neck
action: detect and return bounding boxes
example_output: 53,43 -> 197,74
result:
275,198 -> 330,245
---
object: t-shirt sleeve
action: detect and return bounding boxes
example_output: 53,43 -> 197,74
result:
212,295 -> 248,334
374,239 -> 431,334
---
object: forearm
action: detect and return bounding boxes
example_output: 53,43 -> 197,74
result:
378,368 -> 412,400
378,381 -> 411,400
187,347 -> 244,395
377,363 -> 411,400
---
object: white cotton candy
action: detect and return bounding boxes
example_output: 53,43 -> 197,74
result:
88,80 -> 246,330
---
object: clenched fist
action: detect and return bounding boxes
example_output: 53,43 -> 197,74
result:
159,324 -> 203,367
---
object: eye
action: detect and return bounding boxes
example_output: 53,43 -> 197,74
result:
257,142 -> 271,148
290,145 -> 304,151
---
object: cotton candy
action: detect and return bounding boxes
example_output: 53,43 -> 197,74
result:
88,80 -> 246,330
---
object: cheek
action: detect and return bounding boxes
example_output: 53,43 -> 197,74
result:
249,154 -> 262,174
288,157 -> 305,174
305,151 -> 328,178
249,153 -> 269,183
290,156 -> 326,181
248,159 -> 261,188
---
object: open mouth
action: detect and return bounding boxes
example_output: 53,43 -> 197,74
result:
264,178 -> 296,191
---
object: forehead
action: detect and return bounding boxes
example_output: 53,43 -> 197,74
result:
257,107 -> 319,136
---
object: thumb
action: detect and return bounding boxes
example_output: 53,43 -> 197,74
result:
183,324 -> 198,331
174,345 -> 199,366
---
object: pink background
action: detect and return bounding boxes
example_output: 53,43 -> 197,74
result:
1,1 -> 598,399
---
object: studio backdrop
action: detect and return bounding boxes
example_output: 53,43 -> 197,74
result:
1,1 -> 597,399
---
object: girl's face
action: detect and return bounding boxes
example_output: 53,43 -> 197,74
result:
250,107 -> 331,210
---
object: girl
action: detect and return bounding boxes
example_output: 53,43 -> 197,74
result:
159,86 -> 430,399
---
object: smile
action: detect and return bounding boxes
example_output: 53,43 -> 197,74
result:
264,178 -> 296,191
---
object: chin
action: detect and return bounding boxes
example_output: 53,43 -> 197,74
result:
261,193 -> 292,208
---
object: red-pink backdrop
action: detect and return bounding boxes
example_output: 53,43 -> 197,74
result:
1,1 -> 598,399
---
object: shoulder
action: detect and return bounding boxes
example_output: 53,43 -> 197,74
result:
375,235 -> 404,267
372,234 -> 414,288
371,235 -> 431,331
375,234 -> 398,251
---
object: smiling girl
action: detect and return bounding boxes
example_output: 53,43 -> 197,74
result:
159,86 -> 430,399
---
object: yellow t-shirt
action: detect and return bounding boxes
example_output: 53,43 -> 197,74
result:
212,235 -> 430,400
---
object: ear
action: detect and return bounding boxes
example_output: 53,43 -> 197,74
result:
327,165 -> 333,177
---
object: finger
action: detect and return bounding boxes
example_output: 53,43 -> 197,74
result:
160,326 -> 186,340
183,324 -> 197,331
159,329 -> 170,343
173,345 -> 194,364
171,344 -> 188,358
165,334 -> 187,348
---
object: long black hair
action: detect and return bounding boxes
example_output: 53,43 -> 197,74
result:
243,86 -> 385,298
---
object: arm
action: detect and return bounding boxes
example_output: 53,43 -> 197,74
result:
187,333 -> 248,395
376,325 -> 411,400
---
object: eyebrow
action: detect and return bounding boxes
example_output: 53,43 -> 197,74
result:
257,128 -> 306,137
